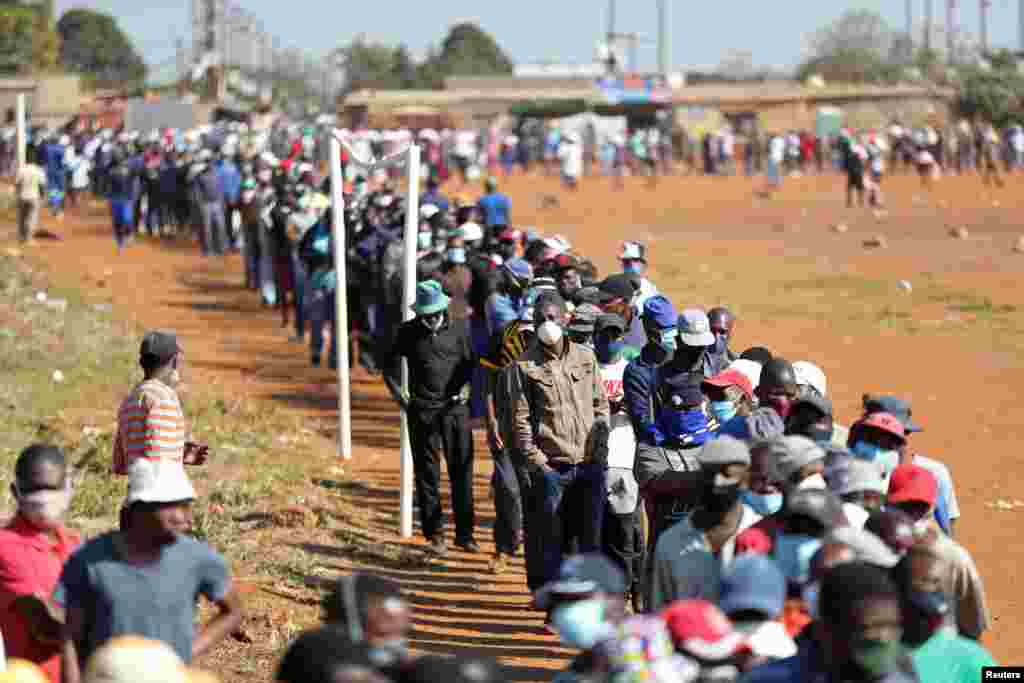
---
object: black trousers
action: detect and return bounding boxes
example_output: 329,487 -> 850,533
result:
407,405 -> 476,543
489,445 -> 523,554
603,507 -> 644,596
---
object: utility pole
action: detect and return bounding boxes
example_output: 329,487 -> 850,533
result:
980,0 -> 989,56
906,0 -> 914,54
947,0 -> 956,64
924,0 -> 933,52
657,0 -> 669,77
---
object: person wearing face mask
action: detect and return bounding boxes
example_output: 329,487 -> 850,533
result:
0,445 -> 79,683
594,314 -> 644,613
484,258 -> 533,336
895,547 -> 997,682
495,227 -> 524,263
743,562 -> 919,683
567,303 -> 601,348
535,555 -> 628,682
847,411 -> 907,486
719,556 -> 797,668
623,295 -> 679,446
707,307 -> 738,367
384,281 -> 478,555
885,465 -> 989,640
650,436 -> 761,610
671,308 -> 724,379
740,441 -> 785,519
862,395 -> 960,538
321,574 -> 412,676
827,455 -> 888,528
113,331 -> 207,477
597,273 -> 645,348
753,359 -> 799,423
512,293 -> 609,596
702,369 -> 758,440
55,460 -> 242,683
439,236 -> 473,321
783,394 -> 834,445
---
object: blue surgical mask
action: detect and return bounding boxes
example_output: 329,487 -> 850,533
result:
852,441 -> 900,476
740,490 -> 784,516
418,232 -> 432,249
711,333 -> 728,355
656,329 -> 678,352
550,598 -> 614,650
710,400 -> 737,423
446,247 -> 466,264
623,261 -> 644,274
774,534 -> 822,584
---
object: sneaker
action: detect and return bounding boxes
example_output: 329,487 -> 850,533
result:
426,537 -> 448,556
489,553 -> 509,574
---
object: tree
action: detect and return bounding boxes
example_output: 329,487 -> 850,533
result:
429,22 -> 513,77
339,36 -> 402,92
797,10 -> 904,84
956,50 -> 1024,127
57,9 -> 146,88
0,5 -> 36,74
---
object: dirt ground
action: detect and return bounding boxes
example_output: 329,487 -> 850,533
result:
6,168 -> 1024,678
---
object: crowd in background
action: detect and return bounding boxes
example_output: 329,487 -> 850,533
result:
0,111 -> 1009,683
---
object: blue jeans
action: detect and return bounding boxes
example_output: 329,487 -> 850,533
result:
200,201 -> 227,256
523,461 -> 606,592
308,288 -> 337,366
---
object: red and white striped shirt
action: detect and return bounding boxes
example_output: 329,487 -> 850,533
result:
113,379 -> 186,475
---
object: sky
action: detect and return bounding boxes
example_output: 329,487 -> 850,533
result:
55,0 -> 1023,73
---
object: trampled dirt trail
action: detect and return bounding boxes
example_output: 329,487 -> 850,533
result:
8,169 -> 1024,677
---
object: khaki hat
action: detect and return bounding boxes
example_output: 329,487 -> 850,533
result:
84,636 -> 219,683
0,660 -> 49,683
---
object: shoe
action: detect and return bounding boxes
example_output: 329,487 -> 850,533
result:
426,537 -> 448,556
454,539 -> 481,553
631,590 -> 644,615
311,355 -> 321,367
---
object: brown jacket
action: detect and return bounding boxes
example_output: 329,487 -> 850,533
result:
513,340 -> 609,468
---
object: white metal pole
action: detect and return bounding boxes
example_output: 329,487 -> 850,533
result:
329,133 -> 352,460
398,143 -> 421,539
16,93 -> 26,171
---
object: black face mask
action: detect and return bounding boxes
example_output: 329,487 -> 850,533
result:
903,590 -> 950,646
499,243 -> 517,261
700,472 -> 742,518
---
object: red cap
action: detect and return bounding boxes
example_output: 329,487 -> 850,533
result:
735,527 -> 773,556
661,600 -> 747,661
857,412 -> 907,443
887,464 -> 937,506
703,369 -> 754,401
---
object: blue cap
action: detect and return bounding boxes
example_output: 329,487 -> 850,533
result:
641,295 -> 678,329
535,553 -> 626,609
863,395 -> 922,433
720,555 -> 786,619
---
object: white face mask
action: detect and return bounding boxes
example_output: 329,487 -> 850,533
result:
537,320 -> 564,347
797,472 -> 827,490
912,518 -> 931,538
15,478 -> 72,530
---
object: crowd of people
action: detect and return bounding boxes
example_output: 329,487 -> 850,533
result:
0,113 -> 1005,683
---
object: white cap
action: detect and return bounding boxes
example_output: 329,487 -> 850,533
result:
420,203 -> 440,220
793,361 -> 827,397
728,359 -> 762,391
83,636 -> 212,683
460,221 -> 483,242
126,460 -> 195,505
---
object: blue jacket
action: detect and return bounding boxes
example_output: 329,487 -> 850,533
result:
216,160 -> 242,203
478,192 -> 510,227
623,345 -> 664,445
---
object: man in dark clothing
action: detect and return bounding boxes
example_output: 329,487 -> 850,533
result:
385,280 -> 477,555
623,295 -> 679,447
708,307 -> 738,367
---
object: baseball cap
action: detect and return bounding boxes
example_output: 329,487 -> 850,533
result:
785,488 -> 849,529
420,203 -> 440,220
662,600 -> 748,662
728,359 -> 762,391
641,295 -> 678,329
831,457 -> 887,496
125,460 -> 196,505
863,395 -> 922,433
568,304 -> 602,333
83,636 -> 211,683
735,527 -> 773,556
698,435 -> 751,467
677,309 -> 716,347
886,464 -> 937,506
824,527 -> 901,569
772,436 -> 826,482
595,313 -> 627,334
856,412 -> 908,444
703,369 -> 754,401
598,273 -> 640,303
1,660 -> 49,683
792,362 -> 827,397
720,555 -> 786,619
791,393 -> 833,419
535,553 -> 626,609
660,373 -> 705,410
459,222 -> 483,242
140,330 -> 181,365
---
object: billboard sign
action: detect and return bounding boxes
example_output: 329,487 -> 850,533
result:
596,75 -> 672,105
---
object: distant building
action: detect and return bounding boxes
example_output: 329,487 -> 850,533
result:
0,75 -> 82,128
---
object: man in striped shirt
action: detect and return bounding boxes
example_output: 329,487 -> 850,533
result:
113,330 -> 207,476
